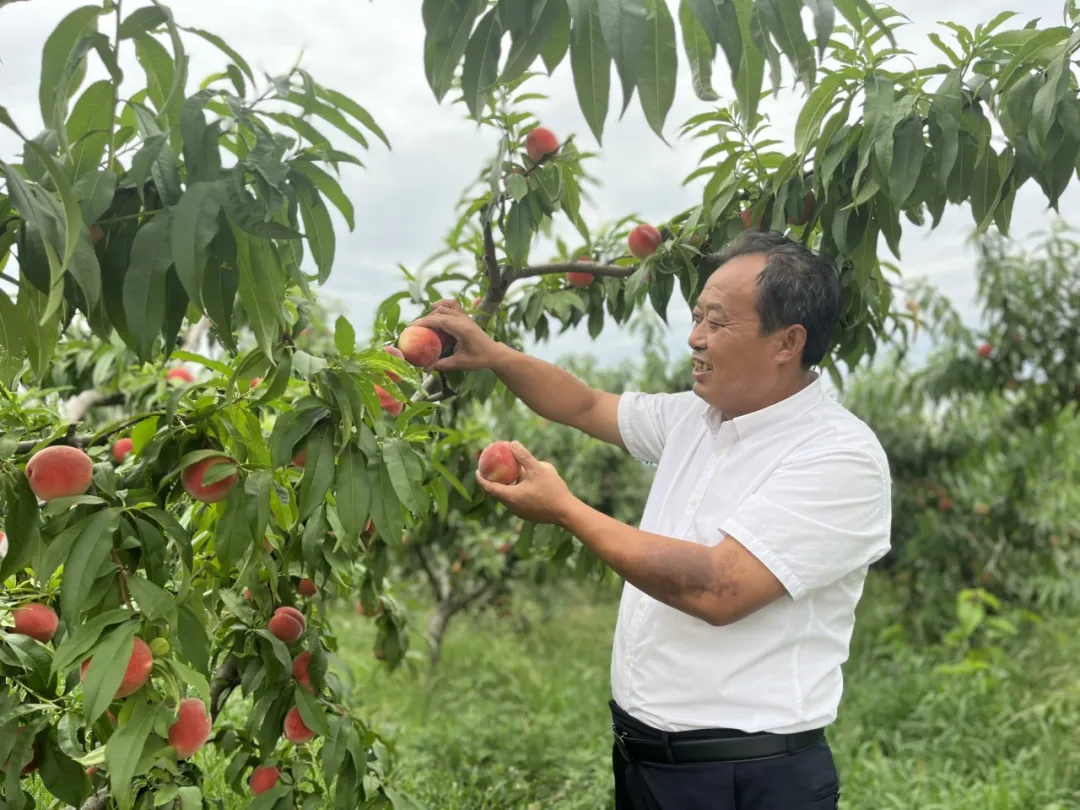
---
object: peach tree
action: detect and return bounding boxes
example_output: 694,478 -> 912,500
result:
4,1 -> 1080,809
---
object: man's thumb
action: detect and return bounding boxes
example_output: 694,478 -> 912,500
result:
510,441 -> 538,469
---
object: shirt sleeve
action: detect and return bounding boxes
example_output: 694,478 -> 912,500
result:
617,391 -> 699,465
720,446 -> 892,601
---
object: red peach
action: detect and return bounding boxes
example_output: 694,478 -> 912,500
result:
12,603 -> 58,642
25,445 -> 94,501
525,126 -> 559,163
250,377 -> 262,388
383,345 -> 405,382
375,385 -> 403,417
181,454 -> 239,503
978,342 -> 992,358
166,367 -> 194,383
292,650 -> 313,692
167,698 -> 212,759
89,225 -> 104,245
283,705 -> 315,744
627,224 -> 662,259
112,437 -> 134,463
297,578 -> 316,598
0,530 -> 6,561
249,765 -> 280,795
478,441 -> 521,485
291,449 -> 307,468
397,325 -> 443,368
568,256 -> 594,287
80,636 -> 154,698
787,191 -> 816,225
268,606 -> 306,643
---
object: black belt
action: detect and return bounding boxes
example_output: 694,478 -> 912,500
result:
613,725 -> 825,764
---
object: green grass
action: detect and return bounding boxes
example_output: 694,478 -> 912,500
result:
310,575 -> 1080,809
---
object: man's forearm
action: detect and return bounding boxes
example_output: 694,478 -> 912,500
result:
489,343 -> 599,426
556,497 -> 733,625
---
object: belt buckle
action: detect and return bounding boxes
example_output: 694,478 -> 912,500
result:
612,725 -> 631,761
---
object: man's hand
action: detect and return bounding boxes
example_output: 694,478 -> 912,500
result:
474,441 -> 578,525
409,299 -> 501,372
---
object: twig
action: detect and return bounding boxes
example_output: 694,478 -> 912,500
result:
177,315 -> 211,351
511,262 -> 636,281
62,390 -> 125,423
412,543 -> 449,602
0,271 -> 19,286
209,655 -> 240,718
111,550 -> 132,608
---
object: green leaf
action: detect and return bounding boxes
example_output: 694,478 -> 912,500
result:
970,144 -> 1003,232
24,142 -> 83,281
298,421 -> 336,521
334,315 -> 355,356
51,609 -> 133,675
201,217 -> 239,353
0,475 -> 40,581
382,438 -> 423,516
0,289 -> 26,386
134,35 -> 176,119
171,181 -> 223,307
685,0 -> 741,79
887,117 -> 925,209
638,0 -> 677,140
422,0 -> 485,103
38,734 -> 92,807
794,73 -> 843,155
67,80 -> 114,178
270,405 -> 330,469
181,26 -> 255,82
296,179 -> 335,284
176,603 -> 210,675
72,170 -> 118,226
996,25 -> 1071,95
502,0 -> 568,82
929,69 -> 962,190
369,461 -> 403,545
570,0 -> 612,145
804,0 -> 835,60
60,508 -> 122,630
82,622 -> 137,725
732,0 -> 765,126
313,85 -> 391,151
179,91 -> 222,185
118,5 -> 169,39
232,221 -> 286,358
679,0 -> 718,102
335,444 -> 371,540
290,161 -> 355,230
38,6 -> 102,129
461,8 -> 503,121
294,684 -> 330,737
122,210 -> 173,360
757,0 -> 815,87
599,0 -> 647,116
105,699 -> 165,810
126,576 -> 177,625
0,104 -> 26,139
507,172 -> 529,200
504,200 -> 532,268
834,0 -> 897,47
541,2 -> 572,73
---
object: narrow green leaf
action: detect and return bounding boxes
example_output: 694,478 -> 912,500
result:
231,221 -> 286,358
929,69 -> 962,190
679,0 -> 719,102
502,0 -> 568,82
794,73 -> 843,155
0,289 -> 26,386
296,179 -> 335,284
105,699 -> 165,810
82,622 -> 137,725
122,210 -> 173,359
970,144 -> 1003,232
313,85 -> 390,151
541,2 -> 572,73
732,0 -> 765,126
504,200 -> 532,268
290,161 -> 355,230
67,79 -> 113,177
996,26 -> 1070,95
200,216 -> 239,353
118,6 -> 169,39
804,0 -> 835,60
461,8 -> 503,120
599,0 -> 647,116
686,0 -> 741,79
887,117 -> 925,209
758,0 -> 815,87
181,26 -> 255,81
176,603 -> 210,675
38,734 -> 92,807
834,0 -> 897,47
0,475 -> 40,581
382,438 -> 421,516
369,460 -> 403,545
72,170 -> 118,226
334,315 -> 355,356
38,6 -> 102,129
60,508 -> 122,630
0,104 -> 26,139
335,444 -> 371,540
51,610 -> 132,675
294,684 -> 330,737
126,576 -> 177,625
24,142 -> 82,280
298,422 -> 336,521
638,0 -> 677,140
570,1 -> 612,144
171,181 -> 222,306
422,0 -> 485,103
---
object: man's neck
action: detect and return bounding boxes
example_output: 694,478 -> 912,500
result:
720,370 -> 817,421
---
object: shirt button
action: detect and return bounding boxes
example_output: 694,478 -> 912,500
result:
624,656 -> 632,665
690,498 -> 698,506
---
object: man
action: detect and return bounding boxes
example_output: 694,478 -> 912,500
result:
410,230 -> 892,809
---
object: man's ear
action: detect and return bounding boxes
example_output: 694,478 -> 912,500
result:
775,324 -> 807,364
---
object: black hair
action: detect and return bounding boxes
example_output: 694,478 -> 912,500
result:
702,231 -> 844,368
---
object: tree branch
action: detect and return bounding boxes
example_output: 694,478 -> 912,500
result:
177,315 -> 211,351
62,390 -> 125,423
412,543 -> 449,603
209,655 -> 240,718
510,262 -> 636,281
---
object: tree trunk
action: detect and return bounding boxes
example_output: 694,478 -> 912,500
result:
426,598 -> 457,670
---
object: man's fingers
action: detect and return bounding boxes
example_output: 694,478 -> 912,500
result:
475,471 -> 514,500
509,441 -> 540,471
429,298 -> 463,313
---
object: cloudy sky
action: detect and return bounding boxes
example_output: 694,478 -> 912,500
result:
1,0 -> 1076,375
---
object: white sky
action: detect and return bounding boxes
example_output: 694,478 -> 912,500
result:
1,0 -> 1076,373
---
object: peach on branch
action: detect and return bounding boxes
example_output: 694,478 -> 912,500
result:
478,441 -> 521,485
525,126 -> 559,162
112,437 -> 134,463
627,223 -> 662,259
166,367 -> 194,383
283,705 -> 316,744
568,256 -> 595,287
25,445 -> 94,501
167,698 -> 212,759
80,636 -> 154,698
291,449 -> 307,468
383,345 -> 405,382
375,385 -> 403,417
249,765 -> 280,795
297,578 -> 316,598
181,454 -> 239,503
292,650 -> 313,693
787,191 -> 816,225
978,342 -> 993,358
397,325 -> 442,368
268,606 -> 306,643
0,530 -> 7,560
12,603 -> 58,642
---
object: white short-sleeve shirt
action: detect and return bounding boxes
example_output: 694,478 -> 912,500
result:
613,376 -> 892,734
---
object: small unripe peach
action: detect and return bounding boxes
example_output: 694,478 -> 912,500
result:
525,126 -> 559,163
268,606 -> 306,643
249,765 -> 280,795
478,441 -> 521,485
12,603 -> 58,642
181,454 -> 239,503
25,445 -> 94,501
283,705 -> 315,744
249,376 -> 262,388
397,325 -> 443,368
112,437 -> 134,463
627,224 -> 662,259
80,636 -> 153,698
297,578 -> 316,598
167,698 -> 212,759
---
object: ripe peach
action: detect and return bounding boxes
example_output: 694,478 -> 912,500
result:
166,367 -> 194,383
86,766 -> 98,778
525,126 -> 559,163
297,578 -> 316,598
397,325 -> 443,368
268,606 -> 306,643
628,223 -> 662,259
292,651 -> 313,692
383,345 -> 405,382
978,342 -> 992,358
112,437 -> 134,463
13,603 -> 58,642
250,377 -> 262,388
568,256 -> 594,287
0,530 -> 6,561
181,454 -> 239,503
740,208 -> 764,230
478,441 -> 520,485
80,636 -> 154,698
249,765 -> 280,795
472,296 -> 483,309
787,191 -> 816,226
167,697 -> 212,759
291,449 -> 307,468
283,705 -> 315,744
25,445 -> 93,501
89,225 -> 104,245
375,385 -> 403,417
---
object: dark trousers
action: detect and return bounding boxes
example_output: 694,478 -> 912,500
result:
610,700 -> 841,810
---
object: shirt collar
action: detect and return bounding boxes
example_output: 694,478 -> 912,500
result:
703,374 -> 825,439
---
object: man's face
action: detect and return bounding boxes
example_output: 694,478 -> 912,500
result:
687,254 -> 794,417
